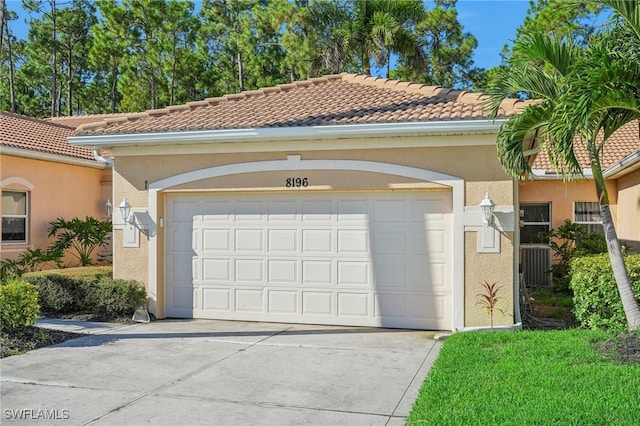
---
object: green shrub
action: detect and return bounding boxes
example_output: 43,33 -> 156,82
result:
24,275 -> 89,314
23,266 -> 112,280
86,279 -> 146,317
571,254 -> 640,333
23,274 -> 145,319
0,280 -> 40,330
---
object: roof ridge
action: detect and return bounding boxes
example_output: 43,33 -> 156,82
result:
340,73 -> 531,115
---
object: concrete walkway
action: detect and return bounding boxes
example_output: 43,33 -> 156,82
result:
1,319 -> 442,425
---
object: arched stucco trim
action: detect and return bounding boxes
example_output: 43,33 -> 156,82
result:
1,177 -> 35,190
147,157 -> 465,330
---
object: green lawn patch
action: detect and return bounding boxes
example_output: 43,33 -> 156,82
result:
408,330 -> 640,426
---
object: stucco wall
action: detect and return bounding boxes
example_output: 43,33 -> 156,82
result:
519,179 -> 618,230
616,169 -> 640,249
1,155 -> 111,267
111,136 -> 515,328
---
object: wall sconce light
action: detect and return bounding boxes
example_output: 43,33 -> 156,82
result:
479,192 -> 496,226
119,197 -> 134,224
104,199 -> 113,218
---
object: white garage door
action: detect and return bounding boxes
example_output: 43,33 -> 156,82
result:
165,191 -> 452,329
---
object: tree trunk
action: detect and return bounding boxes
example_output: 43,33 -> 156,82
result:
50,0 -> 57,117
237,51 -> 244,92
5,19 -> 16,112
110,63 -> 118,113
600,204 -> 640,330
67,41 -> 73,116
0,0 -> 5,54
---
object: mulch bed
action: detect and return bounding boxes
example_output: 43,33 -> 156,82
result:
0,326 -> 84,358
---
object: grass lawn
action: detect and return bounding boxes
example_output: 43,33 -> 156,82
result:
408,329 -> 640,425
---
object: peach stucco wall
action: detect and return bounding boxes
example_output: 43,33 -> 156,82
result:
111,134 -> 516,329
518,179 -> 618,230
616,169 -> 640,249
1,154 -> 112,267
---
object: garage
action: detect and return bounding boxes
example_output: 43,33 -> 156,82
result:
165,190 -> 452,330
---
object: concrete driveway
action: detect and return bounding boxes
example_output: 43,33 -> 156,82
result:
1,319 -> 442,425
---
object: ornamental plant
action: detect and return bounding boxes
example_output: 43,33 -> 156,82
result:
476,280 -> 506,329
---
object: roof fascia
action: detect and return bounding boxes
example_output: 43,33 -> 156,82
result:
68,119 -> 505,149
529,168 -> 592,180
603,150 -> 640,179
1,146 -> 107,169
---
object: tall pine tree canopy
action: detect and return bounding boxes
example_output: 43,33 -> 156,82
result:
1,0 -> 483,117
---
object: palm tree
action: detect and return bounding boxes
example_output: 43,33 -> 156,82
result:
352,0 -> 424,76
486,1 -> 640,330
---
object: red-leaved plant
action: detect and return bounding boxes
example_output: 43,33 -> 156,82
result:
476,281 -> 506,329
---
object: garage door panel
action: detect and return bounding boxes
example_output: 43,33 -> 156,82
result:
235,259 -> 264,282
267,290 -> 298,314
372,231 -> 406,255
235,289 -> 263,312
268,229 -> 297,252
166,191 -> 452,329
302,199 -> 333,221
337,293 -> 369,316
373,260 -> 406,289
267,259 -> 298,283
337,261 -> 369,286
302,260 -> 333,284
202,258 -> 231,282
374,199 -> 406,222
202,229 -> 231,252
302,229 -> 333,253
235,229 -> 264,251
337,229 -> 369,253
202,287 -> 231,311
302,291 -> 333,315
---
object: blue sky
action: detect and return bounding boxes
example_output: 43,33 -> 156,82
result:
5,0 -> 531,71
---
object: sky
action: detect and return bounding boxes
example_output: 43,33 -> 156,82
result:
4,0 -> 532,72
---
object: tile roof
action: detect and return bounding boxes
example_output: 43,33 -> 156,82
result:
531,121 -> 640,173
47,113 -> 133,130
75,73 -> 529,136
1,111 -> 97,161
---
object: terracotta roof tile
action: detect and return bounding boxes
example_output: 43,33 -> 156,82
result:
47,113 -> 133,129
75,73 -> 526,136
531,121 -> 640,173
1,111 -> 96,161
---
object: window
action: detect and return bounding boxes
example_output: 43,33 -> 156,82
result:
575,202 -> 603,234
520,203 -> 551,244
2,191 -> 28,243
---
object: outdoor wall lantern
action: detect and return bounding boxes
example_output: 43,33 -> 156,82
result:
479,192 -> 496,226
119,197 -> 133,224
104,199 -> 113,218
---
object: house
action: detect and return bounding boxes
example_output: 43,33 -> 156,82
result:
519,121 -> 640,285
68,73 -> 528,331
0,111 -> 113,266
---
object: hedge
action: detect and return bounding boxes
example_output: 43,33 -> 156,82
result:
24,274 -> 146,319
0,280 -> 40,330
571,254 -> 640,333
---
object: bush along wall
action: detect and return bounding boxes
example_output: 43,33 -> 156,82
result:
0,280 -> 40,331
24,274 -> 146,319
571,254 -> 640,333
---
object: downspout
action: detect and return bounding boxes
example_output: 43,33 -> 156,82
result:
93,148 -> 114,166
512,177 -> 523,328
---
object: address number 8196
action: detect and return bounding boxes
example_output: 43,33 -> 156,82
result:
285,177 -> 308,188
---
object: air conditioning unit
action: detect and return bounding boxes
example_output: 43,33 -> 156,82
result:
520,246 -> 552,287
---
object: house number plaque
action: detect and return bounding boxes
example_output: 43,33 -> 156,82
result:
285,177 -> 308,188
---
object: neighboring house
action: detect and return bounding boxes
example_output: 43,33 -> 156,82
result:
0,111 -> 113,267
519,121 -> 640,285
69,73 -> 528,331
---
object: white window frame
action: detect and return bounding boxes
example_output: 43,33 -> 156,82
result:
520,203 -> 551,245
2,190 -> 29,244
574,201 -> 603,234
